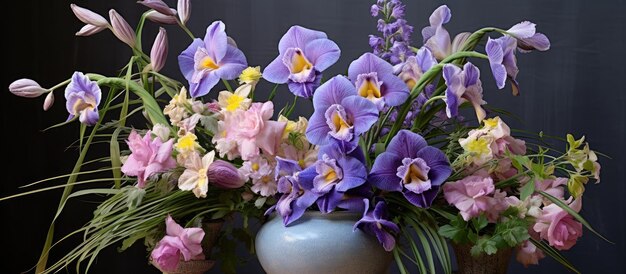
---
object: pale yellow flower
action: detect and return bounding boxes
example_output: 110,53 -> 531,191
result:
278,115 -> 308,141
178,151 -> 215,198
218,84 -> 252,112
175,132 -> 200,154
238,66 -> 262,84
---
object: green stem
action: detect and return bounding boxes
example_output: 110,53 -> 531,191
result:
177,19 -> 195,40
49,79 -> 72,91
222,79 -> 233,92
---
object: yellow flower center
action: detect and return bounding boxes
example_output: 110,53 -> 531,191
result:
358,79 -> 382,99
332,113 -> 351,132
201,56 -> 219,70
72,97 -> 95,114
175,133 -> 198,152
290,50 -> 313,74
404,163 -> 428,184
298,159 -> 306,169
252,162 -> 260,171
325,170 -> 337,182
483,117 -> 499,128
225,94 -> 245,111
465,137 -> 491,156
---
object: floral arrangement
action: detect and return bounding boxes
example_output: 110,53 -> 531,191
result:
5,0 -> 606,273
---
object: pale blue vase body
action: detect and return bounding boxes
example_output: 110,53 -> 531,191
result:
255,212 -> 393,274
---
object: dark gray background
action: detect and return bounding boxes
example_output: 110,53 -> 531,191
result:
1,0 -> 624,273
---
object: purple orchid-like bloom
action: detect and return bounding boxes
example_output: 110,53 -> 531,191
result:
506,21 -> 551,52
271,157 -> 320,226
178,21 -> 248,97
442,62 -> 487,122
347,53 -> 409,110
263,25 -> 340,98
369,130 -> 451,208
396,47 -> 438,90
421,5 -> 471,60
354,199 -> 400,251
486,35 -> 520,96
296,144 -> 369,214
65,71 -> 101,125
305,76 -> 378,151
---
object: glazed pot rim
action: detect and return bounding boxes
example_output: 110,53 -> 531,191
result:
268,210 -> 362,221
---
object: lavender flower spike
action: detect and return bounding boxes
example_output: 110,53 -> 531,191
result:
348,53 -> 409,110
263,26 -> 340,98
178,21 -> 248,97
150,27 -> 168,72
65,72 -> 101,126
305,76 -> 378,151
442,62 -> 487,122
486,36 -> 520,95
9,79 -> 48,98
354,199 -> 400,251
369,130 -> 451,208
109,10 -> 137,48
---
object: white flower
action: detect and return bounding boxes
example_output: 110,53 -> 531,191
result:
178,151 -> 215,198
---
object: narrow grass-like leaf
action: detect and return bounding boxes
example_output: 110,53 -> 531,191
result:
110,128 -> 123,189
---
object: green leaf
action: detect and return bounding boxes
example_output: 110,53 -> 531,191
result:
471,215 -> 488,232
539,191 -> 612,243
519,181 -> 535,201
530,238 -> 580,273
110,128 -> 122,189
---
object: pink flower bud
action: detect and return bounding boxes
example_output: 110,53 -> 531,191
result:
70,4 -> 109,28
43,92 -> 55,111
145,10 -> 177,25
75,24 -> 106,36
149,27 -> 168,72
207,160 -> 246,189
138,0 -> 177,16
9,79 -> 48,98
177,0 -> 191,24
109,9 -> 137,48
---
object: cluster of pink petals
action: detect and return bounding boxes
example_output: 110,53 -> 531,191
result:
443,175 -> 495,221
533,198 -> 583,251
121,130 -> 176,188
516,240 -> 545,267
151,215 -> 205,272
214,102 -> 286,160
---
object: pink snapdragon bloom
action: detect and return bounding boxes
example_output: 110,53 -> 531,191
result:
443,175 -> 495,221
485,189 -> 509,222
121,130 -> 176,188
533,199 -> 583,250
516,240 -> 545,267
151,215 -> 205,272
214,102 -> 286,160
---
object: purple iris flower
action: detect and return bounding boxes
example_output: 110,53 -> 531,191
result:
178,21 -> 248,97
442,62 -> 487,122
506,21 -> 551,52
396,47 -> 438,90
421,5 -> 471,60
315,182 -> 372,214
65,71 -> 101,126
271,157 -> 320,226
263,25 -> 340,98
305,76 -> 379,151
354,199 -> 400,251
348,53 -> 409,110
486,35 -> 520,96
369,130 -> 451,208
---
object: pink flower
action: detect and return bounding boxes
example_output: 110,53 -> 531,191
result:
535,177 -> 567,202
516,240 -> 545,267
533,200 -> 583,250
121,130 -> 176,188
443,175 -> 495,221
151,215 -> 205,272
214,102 -> 286,160
485,189 -> 509,222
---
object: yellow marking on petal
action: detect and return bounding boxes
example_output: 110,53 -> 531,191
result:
405,79 -> 416,90
359,79 -> 382,99
298,159 -> 306,169
261,175 -> 272,184
290,50 -> 312,74
404,164 -> 428,184
72,98 -> 95,114
483,117 -> 499,128
325,170 -> 337,182
252,162 -> 260,171
225,94 -> 245,111
198,168 -> 208,181
465,137 -> 491,156
201,56 -> 219,70
332,113 -> 350,132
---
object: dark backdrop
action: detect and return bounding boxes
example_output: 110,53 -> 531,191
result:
2,0 -> 624,273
